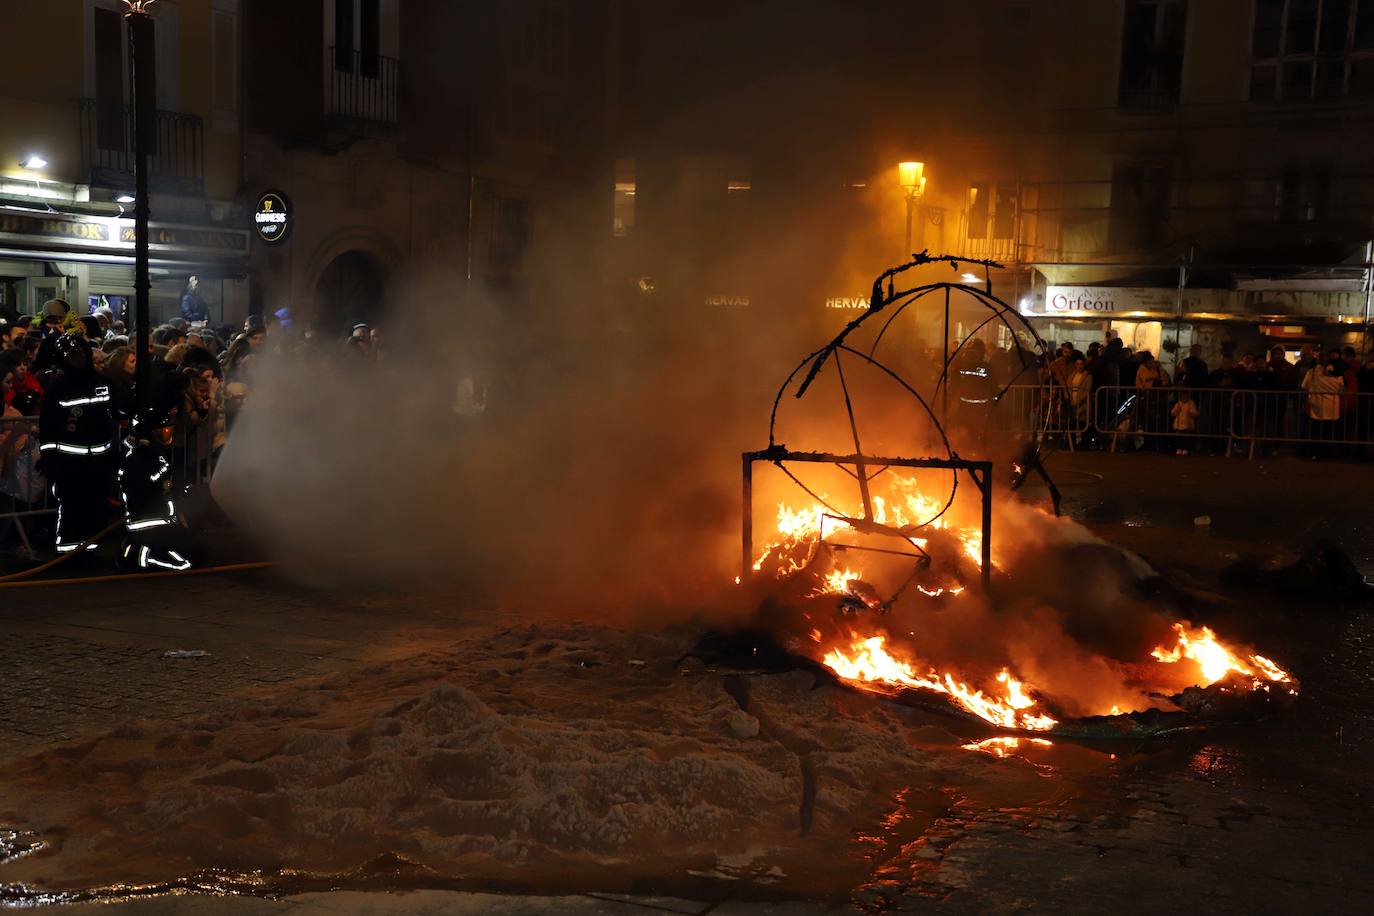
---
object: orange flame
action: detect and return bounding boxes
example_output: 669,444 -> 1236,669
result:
1151,623 -> 1296,692
821,636 -> 1058,731
961,735 -> 1053,757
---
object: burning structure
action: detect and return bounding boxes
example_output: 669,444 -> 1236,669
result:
737,254 -> 1297,738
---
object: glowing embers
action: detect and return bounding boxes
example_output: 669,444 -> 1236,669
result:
1151,623 -> 1296,693
821,635 -> 1059,732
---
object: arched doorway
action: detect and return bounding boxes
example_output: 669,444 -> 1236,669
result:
314,250 -> 390,335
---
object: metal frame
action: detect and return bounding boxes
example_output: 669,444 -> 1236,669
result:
742,448 -> 994,592
740,252 -> 1057,602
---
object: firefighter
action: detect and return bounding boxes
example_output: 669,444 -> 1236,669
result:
38,333 -> 118,553
118,374 -> 195,571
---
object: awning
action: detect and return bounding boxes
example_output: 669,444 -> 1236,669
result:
0,205 -> 249,274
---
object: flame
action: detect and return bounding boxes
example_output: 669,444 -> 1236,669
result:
961,736 -> 1053,757
814,567 -> 862,596
752,473 -> 989,583
822,636 -> 1058,731
1151,623 -> 1295,691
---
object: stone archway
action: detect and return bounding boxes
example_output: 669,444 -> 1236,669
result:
313,249 -> 390,336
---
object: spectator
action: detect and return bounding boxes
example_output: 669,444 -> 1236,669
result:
102,345 -> 136,416
1134,351 -> 1166,448
0,350 -> 40,407
180,275 -> 210,323
1177,344 -> 1210,388
1171,389 -> 1199,455
78,316 -> 102,341
153,325 -> 186,349
1295,344 -> 1318,388
1068,355 -> 1092,424
1301,361 -> 1344,458
92,305 -> 115,337
1357,351 -> 1374,457
1257,346 -> 1297,454
2,320 -> 27,351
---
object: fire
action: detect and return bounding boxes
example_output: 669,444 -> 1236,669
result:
752,473 -> 989,582
1151,623 -> 1295,691
813,567 -> 863,596
961,736 -> 1053,757
822,636 -> 1058,731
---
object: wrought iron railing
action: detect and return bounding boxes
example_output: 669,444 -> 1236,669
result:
327,46 -> 400,124
77,98 -> 204,195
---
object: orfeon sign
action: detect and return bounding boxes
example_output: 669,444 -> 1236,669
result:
253,190 -> 292,244
1028,286 -> 1216,317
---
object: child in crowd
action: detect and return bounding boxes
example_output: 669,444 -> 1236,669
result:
1171,390 -> 1199,455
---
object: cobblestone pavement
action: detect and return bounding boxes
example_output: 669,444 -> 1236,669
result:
0,574 -> 476,759
3,455 -> 1373,913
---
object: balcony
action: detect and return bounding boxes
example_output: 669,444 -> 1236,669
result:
327,47 -> 400,125
77,98 -> 204,196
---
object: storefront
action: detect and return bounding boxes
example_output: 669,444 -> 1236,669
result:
1019,272 -> 1373,365
0,206 -> 249,326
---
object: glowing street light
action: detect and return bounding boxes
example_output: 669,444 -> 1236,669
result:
20,155 -> 48,170
898,161 -> 929,255
898,161 -> 925,193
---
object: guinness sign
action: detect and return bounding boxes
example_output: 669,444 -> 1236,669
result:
253,190 -> 292,244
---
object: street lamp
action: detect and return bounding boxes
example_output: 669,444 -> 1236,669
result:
898,161 -> 927,256
124,0 -> 158,409
20,155 -> 48,170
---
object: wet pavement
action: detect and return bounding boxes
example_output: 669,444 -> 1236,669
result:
1,452 -> 1372,913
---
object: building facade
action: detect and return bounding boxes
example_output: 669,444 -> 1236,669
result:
613,0 -> 1374,370
951,0 -> 1374,364
239,0 -> 615,344
0,0 -> 249,326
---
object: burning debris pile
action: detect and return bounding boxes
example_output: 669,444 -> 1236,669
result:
737,255 -> 1297,738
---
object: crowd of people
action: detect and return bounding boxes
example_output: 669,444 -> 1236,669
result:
1034,336 -> 1374,456
0,298 -> 384,559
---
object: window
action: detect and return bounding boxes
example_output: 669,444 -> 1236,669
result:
1109,163 -> 1172,253
1279,162 -> 1334,220
1119,0 -> 1188,109
359,0 -> 380,78
1251,0 -> 1374,101
335,0 -> 355,72
965,183 -> 1017,240
212,4 -> 239,133
94,6 -> 126,151
613,159 -> 635,237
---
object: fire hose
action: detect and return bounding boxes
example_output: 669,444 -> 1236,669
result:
0,519 -> 272,589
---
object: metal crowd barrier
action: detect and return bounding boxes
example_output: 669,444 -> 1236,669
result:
0,415 -> 55,557
987,383 -> 1374,457
989,383 -> 1091,449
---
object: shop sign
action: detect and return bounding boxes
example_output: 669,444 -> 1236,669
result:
0,212 -> 114,243
705,295 -> 750,306
825,295 -> 870,310
1031,286 -> 1220,317
253,190 -> 292,244
0,209 -> 249,256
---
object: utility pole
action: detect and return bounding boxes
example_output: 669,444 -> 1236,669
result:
125,1 -> 157,411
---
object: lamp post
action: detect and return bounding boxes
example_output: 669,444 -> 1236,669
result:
124,0 -> 158,410
898,161 -> 927,256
